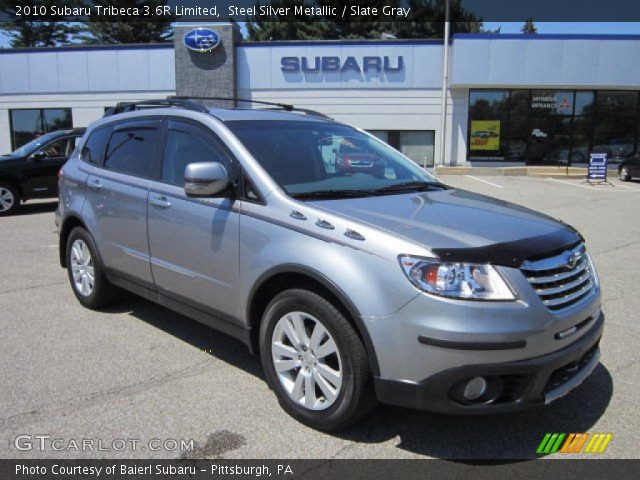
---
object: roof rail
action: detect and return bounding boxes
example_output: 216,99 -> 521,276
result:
169,96 -> 332,120
103,98 -> 209,117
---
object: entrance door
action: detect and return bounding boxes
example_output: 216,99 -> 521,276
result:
526,117 -> 572,165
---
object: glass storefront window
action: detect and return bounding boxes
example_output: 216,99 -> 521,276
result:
10,108 -> 73,150
469,90 -> 510,119
367,130 -> 435,167
468,89 -> 639,164
593,91 -> 638,161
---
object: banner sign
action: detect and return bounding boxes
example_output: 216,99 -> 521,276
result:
588,153 -> 608,181
470,120 -> 500,151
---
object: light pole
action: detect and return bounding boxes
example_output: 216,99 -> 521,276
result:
434,0 -> 451,177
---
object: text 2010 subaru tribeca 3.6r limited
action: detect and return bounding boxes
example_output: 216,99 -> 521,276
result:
56,101 -> 603,430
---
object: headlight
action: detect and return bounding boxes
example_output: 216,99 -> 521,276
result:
586,252 -> 600,288
399,255 -> 516,301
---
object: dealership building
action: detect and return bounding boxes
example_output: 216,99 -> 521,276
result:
1,23 -> 640,167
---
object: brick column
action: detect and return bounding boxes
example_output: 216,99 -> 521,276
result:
174,23 -> 241,108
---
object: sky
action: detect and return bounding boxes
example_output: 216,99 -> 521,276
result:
2,22 -> 640,48
484,22 -> 640,34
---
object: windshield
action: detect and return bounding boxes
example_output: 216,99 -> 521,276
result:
9,131 -> 64,157
227,120 -> 442,199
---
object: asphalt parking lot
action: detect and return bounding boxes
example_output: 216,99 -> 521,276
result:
1,174 -> 638,460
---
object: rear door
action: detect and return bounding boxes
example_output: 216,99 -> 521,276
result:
147,118 -> 241,322
82,119 -> 162,287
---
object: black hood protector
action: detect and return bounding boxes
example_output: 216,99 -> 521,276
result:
431,226 -> 582,267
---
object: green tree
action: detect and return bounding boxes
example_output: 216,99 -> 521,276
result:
79,0 -> 173,44
246,0 -> 497,41
0,1 -> 81,47
521,17 -> 537,34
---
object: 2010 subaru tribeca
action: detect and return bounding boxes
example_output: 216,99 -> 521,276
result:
56,99 -> 603,430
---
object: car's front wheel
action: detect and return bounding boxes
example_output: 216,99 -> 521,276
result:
66,227 -> 119,309
619,165 -> 631,181
259,289 -> 376,430
0,182 -> 20,216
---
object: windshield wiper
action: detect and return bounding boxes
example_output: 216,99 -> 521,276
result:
291,189 -> 375,200
372,181 -> 447,194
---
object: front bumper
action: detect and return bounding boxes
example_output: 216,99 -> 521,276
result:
374,311 -> 603,414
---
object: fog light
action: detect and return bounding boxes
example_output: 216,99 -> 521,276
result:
463,377 -> 487,401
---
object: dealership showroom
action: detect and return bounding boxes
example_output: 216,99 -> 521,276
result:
2,25 -> 640,167
1,22 -> 640,468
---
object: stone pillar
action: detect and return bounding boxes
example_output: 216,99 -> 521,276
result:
173,23 -> 241,108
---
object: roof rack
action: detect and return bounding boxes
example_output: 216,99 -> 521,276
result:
169,96 -> 332,120
103,96 -> 332,120
103,98 -> 209,117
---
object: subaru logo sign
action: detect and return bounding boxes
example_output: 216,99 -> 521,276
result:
183,28 -> 220,53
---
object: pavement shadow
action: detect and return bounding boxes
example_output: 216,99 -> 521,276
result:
15,201 -> 58,216
101,295 -> 265,380
102,295 -> 613,461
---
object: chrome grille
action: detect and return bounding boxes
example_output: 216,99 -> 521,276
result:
521,243 -> 596,312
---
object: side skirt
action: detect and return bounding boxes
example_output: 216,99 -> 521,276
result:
106,272 -> 252,348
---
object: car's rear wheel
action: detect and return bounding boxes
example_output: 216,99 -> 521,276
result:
259,288 -> 376,430
619,166 -> 631,181
66,227 -> 119,309
0,182 -> 20,216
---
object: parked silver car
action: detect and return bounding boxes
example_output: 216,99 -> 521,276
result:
56,99 -> 603,430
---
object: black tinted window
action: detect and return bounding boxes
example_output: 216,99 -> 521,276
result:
81,127 -> 111,166
104,127 -> 159,178
162,129 -> 226,186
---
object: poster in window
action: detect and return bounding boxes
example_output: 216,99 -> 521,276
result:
470,120 -> 500,150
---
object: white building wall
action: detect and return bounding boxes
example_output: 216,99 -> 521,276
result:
0,91 -> 175,153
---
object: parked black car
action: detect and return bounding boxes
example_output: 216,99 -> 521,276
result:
618,154 -> 640,181
0,128 -> 85,215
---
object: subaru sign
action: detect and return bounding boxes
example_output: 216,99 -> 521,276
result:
183,28 -> 220,53
281,56 -> 404,74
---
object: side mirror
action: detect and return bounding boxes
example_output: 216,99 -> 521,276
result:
31,151 -> 46,161
184,162 -> 230,197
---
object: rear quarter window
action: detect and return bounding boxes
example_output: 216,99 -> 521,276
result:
80,126 -> 112,166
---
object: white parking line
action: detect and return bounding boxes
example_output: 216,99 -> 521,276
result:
547,177 -> 639,192
613,182 -> 640,191
547,178 -> 597,190
465,175 -> 504,189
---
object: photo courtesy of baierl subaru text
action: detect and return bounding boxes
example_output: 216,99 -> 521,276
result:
0,0 -> 639,478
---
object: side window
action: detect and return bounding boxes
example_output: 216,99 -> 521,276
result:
161,127 -> 228,186
81,127 -> 111,166
104,126 -> 159,178
39,137 -> 68,158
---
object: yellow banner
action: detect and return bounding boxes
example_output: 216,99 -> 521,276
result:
470,120 -> 500,151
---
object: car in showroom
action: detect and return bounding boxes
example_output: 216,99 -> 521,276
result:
56,98 -> 603,430
618,153 -> 640,181
0,128 -> 85,215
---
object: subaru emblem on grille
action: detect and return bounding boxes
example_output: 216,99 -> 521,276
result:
564,251 -> 578,269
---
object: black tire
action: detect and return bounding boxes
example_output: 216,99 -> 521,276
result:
0,182 -> 20,216
619,165 -> 632,181
259,288 -> 376,430
66,227 -> 119,309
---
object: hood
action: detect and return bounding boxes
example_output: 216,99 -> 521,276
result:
310,189 -> 581,267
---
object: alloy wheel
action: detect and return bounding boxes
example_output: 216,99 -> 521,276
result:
620,167 -> 629,181
70,239 -> 95,297
0,187 -> 14,212
271,311 -> 343,410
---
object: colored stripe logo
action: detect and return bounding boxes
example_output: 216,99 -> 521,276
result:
537,433 -> 612,454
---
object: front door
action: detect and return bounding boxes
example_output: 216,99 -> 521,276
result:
23,135 -> 81,198
147,119 -> 241,322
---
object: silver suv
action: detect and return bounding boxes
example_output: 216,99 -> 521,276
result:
56,98 -> 603,430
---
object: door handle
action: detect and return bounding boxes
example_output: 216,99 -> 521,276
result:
87,179 -> 102,191
150,195 -> 172,209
